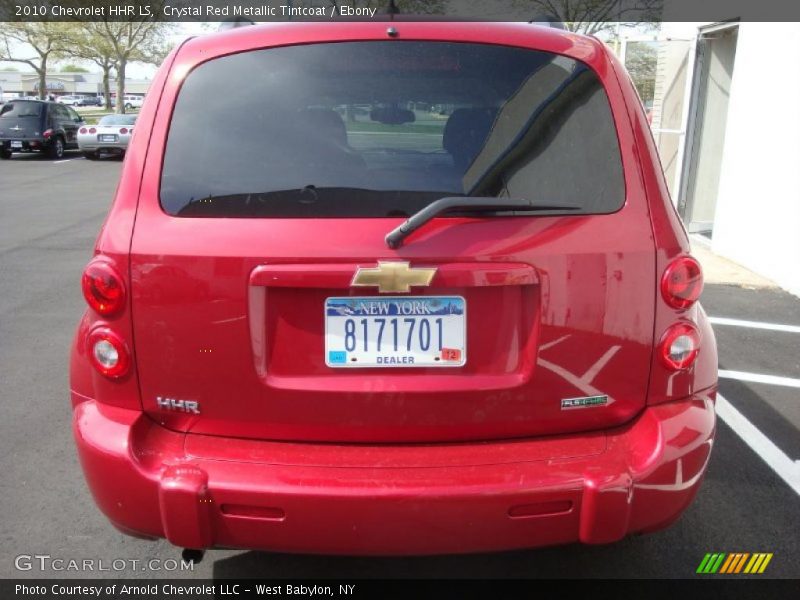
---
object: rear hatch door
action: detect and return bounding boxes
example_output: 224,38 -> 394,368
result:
0,101 -> 44,142
130,35 -> 655,443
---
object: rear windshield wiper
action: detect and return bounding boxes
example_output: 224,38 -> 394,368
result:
385,196 -> 581,249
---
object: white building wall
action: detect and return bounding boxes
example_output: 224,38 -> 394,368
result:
711,23 -> 800,297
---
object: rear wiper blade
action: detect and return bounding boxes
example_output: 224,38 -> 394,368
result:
385,196 -> 581,249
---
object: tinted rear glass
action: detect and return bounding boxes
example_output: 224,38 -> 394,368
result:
161,41 -> 624,218
0,102 -> 43,118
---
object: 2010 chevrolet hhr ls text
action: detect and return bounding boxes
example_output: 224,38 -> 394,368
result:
70,22 -> 718,556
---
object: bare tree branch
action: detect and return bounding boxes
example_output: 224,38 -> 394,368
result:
512,0 -> 662,34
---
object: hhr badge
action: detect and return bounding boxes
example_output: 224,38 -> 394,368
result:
351,261 -> 436,294
156,396 -> 200,414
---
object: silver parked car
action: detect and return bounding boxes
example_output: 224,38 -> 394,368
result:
77,114 -> 136,159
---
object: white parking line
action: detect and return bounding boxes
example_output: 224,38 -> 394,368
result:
719,370 -> 800,389
53,158 -> 84,164
716,393 -> 800,496
709,316 -> 800,334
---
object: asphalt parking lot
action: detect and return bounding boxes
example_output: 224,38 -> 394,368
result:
1,152 -> 798,580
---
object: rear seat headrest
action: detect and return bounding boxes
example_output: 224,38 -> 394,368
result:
443,107 -> 498,169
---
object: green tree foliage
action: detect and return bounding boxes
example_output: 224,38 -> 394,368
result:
95,19 -> 174,113
59,64 -> 90,73
61,23 -> 119,110
0,23 -> 72,99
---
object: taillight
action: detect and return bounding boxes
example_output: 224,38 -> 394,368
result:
82,260 -> 125,316
119,127 -> 128,134
659,322 -> 700,370
43,129 -> 53,139
79,127 -> 87,134
661,256 -> 703,309
87,328 -> 130,378
89,127 -> 96,134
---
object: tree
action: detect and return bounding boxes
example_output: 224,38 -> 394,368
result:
624,40 -> 657,104
59,64 -> 89,73
512,0 -> 662,35
0,23 -> 72,99
375,0 -> 447,13
95,19 -> 174,113
324,0 -> 447,15
62,24 -> 118,110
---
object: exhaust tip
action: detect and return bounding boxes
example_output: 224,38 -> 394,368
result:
181,548 -> 205,564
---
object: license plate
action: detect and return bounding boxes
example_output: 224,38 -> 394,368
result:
98,134 -> 117,142
325,296 -> 466,368
10,141 -> 22,148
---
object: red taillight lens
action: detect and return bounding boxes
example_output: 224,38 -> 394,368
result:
661,256 -> 703,309
119,127 -> 128,134
89,127 -> 96,134
82,261 -> 125,316
79,127 -> 87,134
659,322 -> 700,370
87,328 -> 130,378
43,129 -> 53,139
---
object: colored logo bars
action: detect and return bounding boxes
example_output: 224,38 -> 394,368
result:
697,553 -> 773,574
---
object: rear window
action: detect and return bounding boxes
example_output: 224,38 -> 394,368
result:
161,41 -> 624,218
0,102 -> 42,118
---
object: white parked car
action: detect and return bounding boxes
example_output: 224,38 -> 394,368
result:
57,95 -> 85,106
77,114 -> 136,159
116,94 -> 144,110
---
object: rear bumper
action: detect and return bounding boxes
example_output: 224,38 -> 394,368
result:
73,390 -> 715,555
1,138 -> 47,152
78,141 -> 128,152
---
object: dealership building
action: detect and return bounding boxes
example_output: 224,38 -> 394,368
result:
621,22 -> 800,297
0,70 -> 149,99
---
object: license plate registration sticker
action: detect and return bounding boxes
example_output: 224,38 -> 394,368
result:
325,296 -> 466,368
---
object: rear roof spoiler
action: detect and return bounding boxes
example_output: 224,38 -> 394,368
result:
217,18 -> 256,31
216,13 -> 565,30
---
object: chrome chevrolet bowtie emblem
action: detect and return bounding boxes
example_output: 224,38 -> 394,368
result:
351,261 -> 437,294
10,126 -> 22,132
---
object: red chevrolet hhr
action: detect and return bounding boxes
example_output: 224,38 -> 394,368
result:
70,21 -> 718,557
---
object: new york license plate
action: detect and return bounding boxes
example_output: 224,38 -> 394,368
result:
10,141 -> 22,148
325,296 -> 466,368
99,134 -> 117,142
